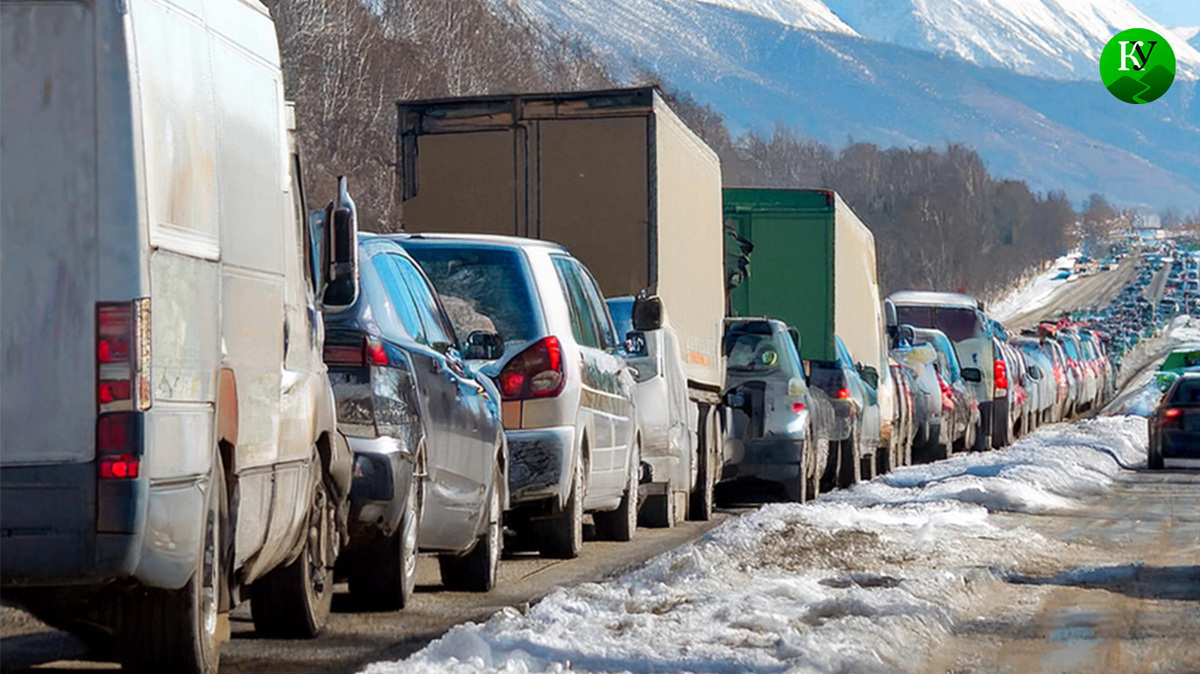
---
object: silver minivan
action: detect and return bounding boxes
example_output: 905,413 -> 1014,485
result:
397,235 -> 641,559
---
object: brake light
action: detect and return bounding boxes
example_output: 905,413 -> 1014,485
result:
792,401 -> 806,413
324,336 -> 389,366
97,300 -> 151,412
994,359 -> 1008,395
837,388 -> 851,399
499,336 -> 564,401
96,413 -> 140,480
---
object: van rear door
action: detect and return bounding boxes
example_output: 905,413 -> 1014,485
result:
2,2 -> 101,465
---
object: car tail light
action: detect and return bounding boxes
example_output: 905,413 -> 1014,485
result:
97,413 -> 140,479
937,372 -> 955,410
994,359 -> 1008,395
499,336 -> 564,401
324,336 -> 388,366
792,401 -> 806,413
97,300 -> 151,413
837,387 -> 851,399
1163,408 -> 1184,427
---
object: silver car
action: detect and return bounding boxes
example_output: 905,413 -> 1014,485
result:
398,235 -> 641,559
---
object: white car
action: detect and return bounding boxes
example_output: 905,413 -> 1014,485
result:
400,235 -> 641,559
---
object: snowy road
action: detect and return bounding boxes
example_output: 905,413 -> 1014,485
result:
1000,258 -> 1141,330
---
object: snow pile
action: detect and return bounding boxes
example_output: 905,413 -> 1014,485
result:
990,254 -> 1076,323
363,415 -> 1146,674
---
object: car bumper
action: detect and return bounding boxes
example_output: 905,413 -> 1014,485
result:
1160,433 -> 1200,460
507,426 -> 575,506
345,435 -> 415,546
720,438 -> 804,499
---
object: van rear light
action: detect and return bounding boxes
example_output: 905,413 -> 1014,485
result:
994,359 -> 1008,395
97,413 -> 141,480
97,300 -> 151,412
836,388 -> 851,399
499,336 -> 564,400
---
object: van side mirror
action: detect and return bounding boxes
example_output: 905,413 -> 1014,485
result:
632,295 -> 663,331
320,176 -> 359,311
624,330 -> 648,358
961,367 -> 983,383
463,330 -> 503,360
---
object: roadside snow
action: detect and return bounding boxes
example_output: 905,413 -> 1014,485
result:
364,415 -> 1147,674
990,254 -> 1076,323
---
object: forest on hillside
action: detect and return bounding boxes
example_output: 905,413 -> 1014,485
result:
266,0 -> 1124,299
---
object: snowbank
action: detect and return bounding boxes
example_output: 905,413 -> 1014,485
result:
989,254 -> 1075,323
363,415 -> 1148,674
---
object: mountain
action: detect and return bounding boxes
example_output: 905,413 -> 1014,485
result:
1174,25 -> 1200,51
819,0 -> 1200,81
510,0 -> 1200,209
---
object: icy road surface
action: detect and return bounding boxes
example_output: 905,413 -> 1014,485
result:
369,382 -> 1199,672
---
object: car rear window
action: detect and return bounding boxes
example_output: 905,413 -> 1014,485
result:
402,243 -> 540,345
896,305 -> 981,342
1169,379 -> 1200,404
725,323 -> 798,375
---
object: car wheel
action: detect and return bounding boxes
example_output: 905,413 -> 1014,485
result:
538,458 -> 584,559
251,466 -> 338,637
596,440 -> 639,540
119,457 -> 225,674
348,461 -> 420,610
440,463 -> 503,592
837,428 -> 861,489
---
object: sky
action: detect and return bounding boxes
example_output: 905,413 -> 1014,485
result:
1131,0 -> 1200,27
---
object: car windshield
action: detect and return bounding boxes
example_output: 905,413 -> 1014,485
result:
1169,379 -> 1200,404
725,323 -> 798,375
895,305 -> 981,342
402,243 -> 540,345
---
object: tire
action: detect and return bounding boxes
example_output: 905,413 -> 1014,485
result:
837,429 -> 861,489
1148,443 -> 1165,470
596,441 -> 639,541
639,491 -> 676,528
860,450 -> 876,481
250,472 -> 338,637
688,407 -> 717,521
118,461 -> 225,674
440,464 -> 503,592
538,458 -> 584,559
348,463 -> 420,610
820,440 -> 841,493
876,443 -> 894,476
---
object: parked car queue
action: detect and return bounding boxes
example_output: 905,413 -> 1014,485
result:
317,232 -> 1128,609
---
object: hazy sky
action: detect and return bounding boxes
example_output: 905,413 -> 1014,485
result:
1131,0 -> 1200,27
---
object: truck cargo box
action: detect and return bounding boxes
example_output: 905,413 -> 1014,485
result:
396,87 -> 724,392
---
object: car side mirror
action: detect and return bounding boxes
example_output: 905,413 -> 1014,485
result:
788,326 -> 802,355
320,176 -> 359,311
961,367 -> 983,383
1027,365 -> 1043,380
632,295 -> 663,331
858,364 -> 879,389
624,330 -> 648,358
463,330 -> 503,360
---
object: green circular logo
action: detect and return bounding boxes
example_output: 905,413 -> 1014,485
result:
1100,28 -> 1176,104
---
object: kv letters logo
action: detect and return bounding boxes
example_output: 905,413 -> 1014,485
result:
1100,28 -> 1176,104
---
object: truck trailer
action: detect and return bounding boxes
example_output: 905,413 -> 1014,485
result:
395,87 -> 725,525
723,188 -> 900,483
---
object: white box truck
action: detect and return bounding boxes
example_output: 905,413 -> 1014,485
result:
1,1 -> 359,671
396,87 -> 726,525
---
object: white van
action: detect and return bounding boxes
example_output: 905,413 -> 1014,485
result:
1,1 -> 357,671
887,291 -> 994,451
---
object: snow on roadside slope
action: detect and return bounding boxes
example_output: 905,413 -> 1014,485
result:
363,416 -> 1147,674
989,254 -> 1075,323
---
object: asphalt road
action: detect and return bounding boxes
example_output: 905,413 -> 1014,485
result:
1004,259 -> 1140,330
925,468 -> 1200,673
0,513 -> 735,673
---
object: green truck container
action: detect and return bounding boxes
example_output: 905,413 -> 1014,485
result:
723,188 -> 897,455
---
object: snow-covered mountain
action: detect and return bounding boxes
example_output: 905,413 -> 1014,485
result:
511,0 -> 1200,209
820,0 -> 1200,81
1174,25 -> 1200,51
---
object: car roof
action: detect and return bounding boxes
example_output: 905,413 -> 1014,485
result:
888,290 -> 980,310
380,232 -> 569,253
